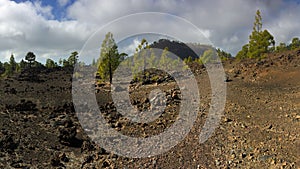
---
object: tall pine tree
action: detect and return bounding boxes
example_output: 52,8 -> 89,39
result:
25,52 -> 36,68
236,10 -> 275,59
97,32 -> 127,83
131,38 -> 149,81
9,54 -> 17,73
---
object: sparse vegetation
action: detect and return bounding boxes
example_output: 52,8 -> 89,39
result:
236,10 -> 275,59
216,48 -> 232,61
1,3 -> 300,168
45,58 -> 58,68
275,37 -> 300,52
25,52 -> 36,68
97,32 -> 127,83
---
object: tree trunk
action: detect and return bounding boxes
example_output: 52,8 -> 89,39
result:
109,52 -> 112,84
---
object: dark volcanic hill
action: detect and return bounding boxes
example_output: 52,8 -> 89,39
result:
150,39 -> 213,60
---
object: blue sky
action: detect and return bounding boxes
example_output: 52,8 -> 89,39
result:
11,0 -> 75,20
1,0 -> 300,64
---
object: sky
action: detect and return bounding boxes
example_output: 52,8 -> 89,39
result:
1,0 -> 300,63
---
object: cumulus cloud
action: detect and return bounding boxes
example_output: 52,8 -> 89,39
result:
120,38 -> 141,56
67,0 -> 300,55
265,1 -> 300,44
0,0 -> 94,63
32,0 -> 54,19
1,0 -> 300,63
58,0 -> 70,7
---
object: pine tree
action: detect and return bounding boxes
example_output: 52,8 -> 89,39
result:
216,48 -> 232,61
147,48 -> 157,69
201,49 -> 217,64
184,56 -> 193,64
276,43 -> 287,52
25,52 -> 36,68
19,59 -> 26,70
62,59 -> 69,67
3,62 -> 10,76
67,51 -> 78,66
290,37 -> 300,50
92,58 -> 96,67
248,10 -> 275,58
58,58 -> 63,66
9,54 -> 17,73
253,10 -> 262,33
2,54 -> 18,76
132,38 -> 149,81
97,32 -> 126,83
236,44 -> 249,60
236,10 -> 275,59
46,58 -> 56,68
159,47 -> 172,69
0,61 -> 4,75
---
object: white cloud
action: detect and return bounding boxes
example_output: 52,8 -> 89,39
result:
265,1 -> 300,45
33,0 -> 54,19
1,0 -> 300,63
58,0 -> 69,7
67,0 -> 300,56
0,0 -> 95,63
120,38 -> 141,56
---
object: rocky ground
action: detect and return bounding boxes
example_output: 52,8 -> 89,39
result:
0,49 -> 299,169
